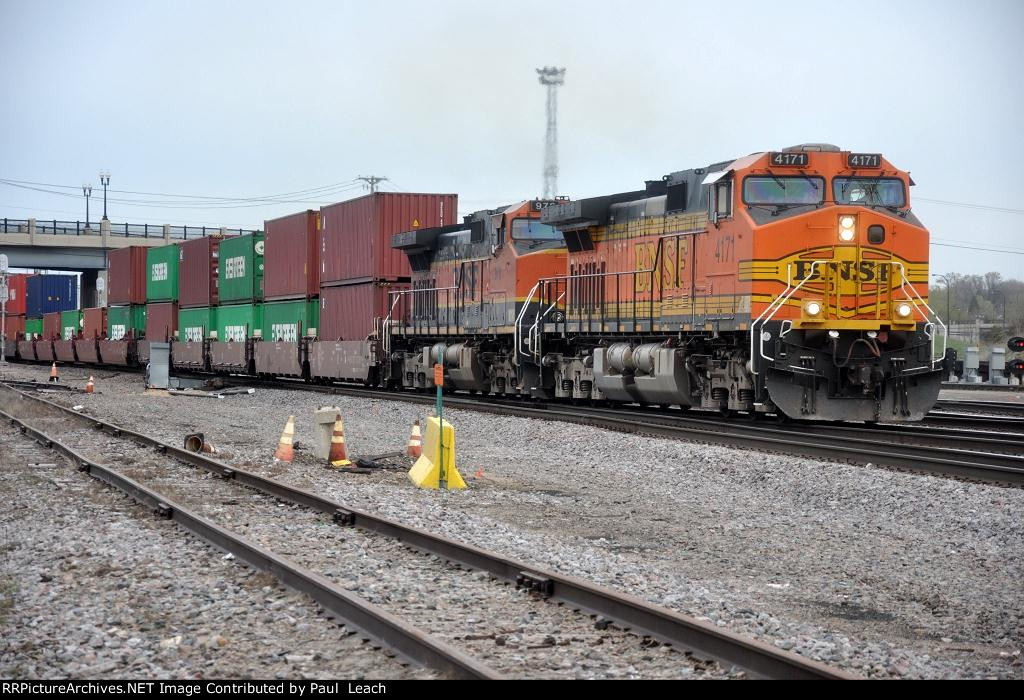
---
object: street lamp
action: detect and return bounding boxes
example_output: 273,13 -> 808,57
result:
99,171 -> 111,221
82,183 -> 93,229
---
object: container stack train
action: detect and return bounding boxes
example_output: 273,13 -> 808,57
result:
3,144 -> 953,422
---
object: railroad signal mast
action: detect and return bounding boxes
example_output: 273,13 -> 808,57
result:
537,66 -> 566,200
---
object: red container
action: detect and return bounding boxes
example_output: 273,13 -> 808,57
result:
146,302 -> 178,342
178,236 -> 220,308
318,281 -> 408,341
264,210 -> 319,300
319,192 -> 457,285
82,307 -> 108,339
2,314 -> 25,338
107,246 -> 148,305
43,311 -> 61,340
3,273 -> 29,315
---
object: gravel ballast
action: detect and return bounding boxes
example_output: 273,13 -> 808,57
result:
3,364 -> 1023,678
0,418 -> 433,679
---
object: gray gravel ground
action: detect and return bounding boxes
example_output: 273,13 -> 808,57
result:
4,364 -> 1024,678
4,400 -> 731,679
0,417 -> 434,680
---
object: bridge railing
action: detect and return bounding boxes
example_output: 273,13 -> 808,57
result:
0,218 -> 260,239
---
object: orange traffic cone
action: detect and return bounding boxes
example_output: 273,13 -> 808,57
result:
328,414 -> 352,468
85,376 -> 95,393
273,415 -> 295,463
49,362 -> 59,383
406,419 -> 422,458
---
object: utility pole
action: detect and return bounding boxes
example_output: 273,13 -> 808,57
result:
357,175 -> 388,193
82,183 -> 93,229
536,66 -> 566,199
100,171 -> 111,221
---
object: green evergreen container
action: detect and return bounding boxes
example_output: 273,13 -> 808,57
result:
146,244 -> 180,302
218,233 -> 264,303
25,318 -> 43,337
178,307 -> 218,342
107,305 -> 147,340
262,300 -> 319,342
217,303 -> 263,342
60,310 -> 82,340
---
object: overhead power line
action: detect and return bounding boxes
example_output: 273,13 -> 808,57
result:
915,197 -> 1024,215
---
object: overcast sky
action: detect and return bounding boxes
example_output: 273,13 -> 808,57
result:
2,0 -> 1022,278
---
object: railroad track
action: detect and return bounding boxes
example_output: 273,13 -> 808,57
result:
933,399 -> 1024,418
10,362 -> 1024,484
196,376 -> 1024,487
0,382 -> 850,680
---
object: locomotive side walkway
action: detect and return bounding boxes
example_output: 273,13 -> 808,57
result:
3,363 -> 1022,679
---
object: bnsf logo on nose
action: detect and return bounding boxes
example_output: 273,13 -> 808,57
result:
795,260 -> 890,283
152,262 -> 168,281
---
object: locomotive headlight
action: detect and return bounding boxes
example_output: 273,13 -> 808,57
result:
828,330 -> 840,339
839,215 -> 856,242
805,301 -> 823,317
896,302 -> 914,318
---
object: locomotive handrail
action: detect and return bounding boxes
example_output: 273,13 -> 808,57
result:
527,288 -> 566,359
892,263 -> 947,366
514,281 -> 541,365
384,286 -> 460,356
751,260 -> 825,370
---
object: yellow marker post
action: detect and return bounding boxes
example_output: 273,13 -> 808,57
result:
408,363 -> 466,489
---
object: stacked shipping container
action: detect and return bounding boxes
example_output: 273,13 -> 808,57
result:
27,275 -> 77,317
317,192 -> 455,341
2,273 -> 29,350
107,246 -> 148,344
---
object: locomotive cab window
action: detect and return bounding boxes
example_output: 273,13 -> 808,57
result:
710,180 -> 732,220
510,219 -> 563,242
833,177 -> 906,207
743,176 -> 825,206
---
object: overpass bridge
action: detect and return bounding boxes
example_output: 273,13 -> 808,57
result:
1,217 -> 260,306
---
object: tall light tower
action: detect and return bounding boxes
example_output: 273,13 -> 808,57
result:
536,66 -> 566,199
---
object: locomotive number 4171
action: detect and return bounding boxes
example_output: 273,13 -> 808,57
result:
769,152 -> 809,167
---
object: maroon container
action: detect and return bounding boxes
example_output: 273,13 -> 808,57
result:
82,307 -> 108,339
2,314 -> 25,339
178,237 -> 220,308
4,273 -> 29,315
146,302 -> 179,342
107,246 -> 148,305
318,281 -> 409,341
264,210 -> 319,300
43,311 -> 61,340
319,192 -> 457,285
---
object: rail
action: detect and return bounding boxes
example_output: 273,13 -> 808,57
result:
0,218 -> 259,240
1,382 -> 857,679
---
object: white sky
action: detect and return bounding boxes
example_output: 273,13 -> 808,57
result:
2,0 -> 1022,277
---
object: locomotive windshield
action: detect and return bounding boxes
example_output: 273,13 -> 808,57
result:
833,177 -> 906,207
743,176 -> 825,205
511,218 -> 562,241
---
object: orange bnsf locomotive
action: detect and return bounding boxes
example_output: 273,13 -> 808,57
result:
385,144 -> 948,422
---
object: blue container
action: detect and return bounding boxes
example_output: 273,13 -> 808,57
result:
26,274 -> 78,317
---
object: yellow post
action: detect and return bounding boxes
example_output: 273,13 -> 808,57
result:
408,416 -> 466,489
